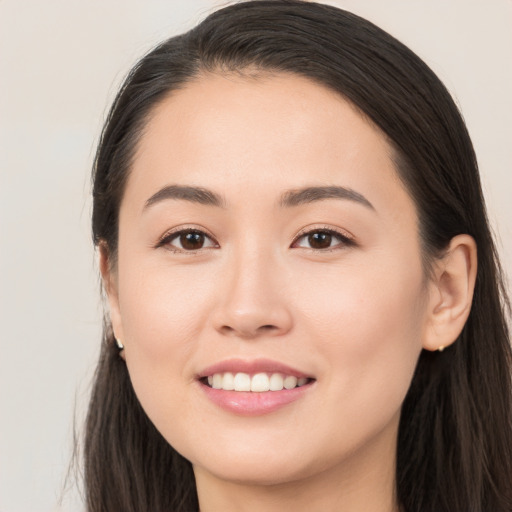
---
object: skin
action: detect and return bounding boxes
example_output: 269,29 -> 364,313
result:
102,72 -> 477,512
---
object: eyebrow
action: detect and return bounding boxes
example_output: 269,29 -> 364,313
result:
279,185 -> 375,210
143,184 -> 374,212
144,185 -> 226,210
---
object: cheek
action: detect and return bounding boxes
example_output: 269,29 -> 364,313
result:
116,260 -> 219,422
295,256 -> 425,422
297,253 -> 426,344
118,260 -> 216,353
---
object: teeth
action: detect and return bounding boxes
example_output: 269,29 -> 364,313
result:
251,373 -> 270,392
234,373 -> 251,391
212,373 -> 223,389
297,377 -> 308,387
283,375 -> 298,389
222,372 -> 235,391
269,373 -> 284,391
206,372 -> 310,392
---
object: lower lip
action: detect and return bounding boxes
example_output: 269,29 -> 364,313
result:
199,381 -> 313,416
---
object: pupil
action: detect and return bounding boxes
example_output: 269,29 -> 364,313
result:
181,232 -> 204,250
309,232 -> 331,249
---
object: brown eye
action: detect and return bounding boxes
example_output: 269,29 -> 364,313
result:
160,229 -> 217,252
293,228 -> 354,251
308,232 -> 332,249
180,231 -> 205,250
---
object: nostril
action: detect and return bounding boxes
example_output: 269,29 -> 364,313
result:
259,325 -> 278,331
218,323 -> 279,338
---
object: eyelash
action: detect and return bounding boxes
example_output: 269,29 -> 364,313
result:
156,226 -> 355,254
156,226 -> 219,253
291,226 -> 356,252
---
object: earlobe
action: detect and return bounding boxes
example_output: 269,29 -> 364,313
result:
99,242 -> 125,349
422,234 -> 477,351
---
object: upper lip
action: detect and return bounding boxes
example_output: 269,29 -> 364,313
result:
197,358 -> 313,379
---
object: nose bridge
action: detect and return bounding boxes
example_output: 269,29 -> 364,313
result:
214,239 -> 292,338
230,244 -> 273,305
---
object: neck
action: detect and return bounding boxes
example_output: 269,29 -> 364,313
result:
194,415 -> 400,512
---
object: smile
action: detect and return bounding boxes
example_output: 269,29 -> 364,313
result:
205,372 -> 311,392
197,359 -> 316,415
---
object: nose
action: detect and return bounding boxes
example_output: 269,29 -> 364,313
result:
211,250 -> 293,340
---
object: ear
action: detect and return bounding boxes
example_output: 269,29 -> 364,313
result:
99,242 -> 125,359
422,234 -> 477,351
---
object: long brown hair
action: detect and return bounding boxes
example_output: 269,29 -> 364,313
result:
86,2 -> 512,510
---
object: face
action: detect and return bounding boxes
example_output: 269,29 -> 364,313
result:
106,73 -> 433,487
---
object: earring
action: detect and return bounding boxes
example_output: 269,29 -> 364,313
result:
438,345 -> 445,352
115,338 -> 124,350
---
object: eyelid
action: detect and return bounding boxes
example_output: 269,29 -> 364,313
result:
155,225 -> 219,251
291,225 -> 356,250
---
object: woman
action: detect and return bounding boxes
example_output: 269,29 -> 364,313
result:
85,1 -> 512,511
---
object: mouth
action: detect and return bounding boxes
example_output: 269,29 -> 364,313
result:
201,372 -> 313,392
197,359 -> 316,415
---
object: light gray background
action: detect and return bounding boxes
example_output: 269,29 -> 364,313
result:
1,1 -> 510,511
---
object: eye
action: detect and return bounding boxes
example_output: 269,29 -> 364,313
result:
158,228 -> 218,252
292,228 -> 354,251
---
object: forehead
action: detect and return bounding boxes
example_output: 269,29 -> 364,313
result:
125,72 -> 412,217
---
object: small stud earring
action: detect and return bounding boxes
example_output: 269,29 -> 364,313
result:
115,338 -> 124,350
438,345 -> 445,352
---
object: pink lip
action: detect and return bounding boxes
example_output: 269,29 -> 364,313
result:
197,358 -> 312,379
196,358 -> 315,416
200,384 -> 313,416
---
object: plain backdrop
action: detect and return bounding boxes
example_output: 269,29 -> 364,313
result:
1,1 -> 511,510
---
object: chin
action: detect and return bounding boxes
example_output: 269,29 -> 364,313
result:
192,455 -> 316,487
178,428 -> 339,488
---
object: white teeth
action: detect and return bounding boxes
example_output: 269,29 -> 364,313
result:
222,372 -> 235,391
283,375 -> 298,389
234,372 -> 251,391
206,372 -> 310,392
212,373 -> 223,389
269,373 -> 284,391
251,373 -> 270,392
